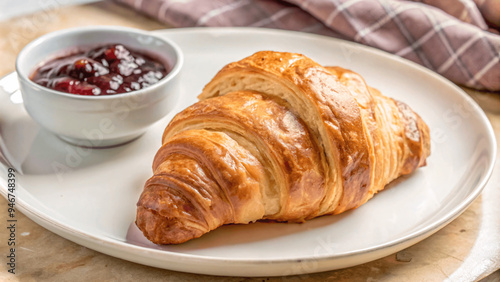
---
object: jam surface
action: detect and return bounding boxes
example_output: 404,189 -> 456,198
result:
31,44 -> 168,95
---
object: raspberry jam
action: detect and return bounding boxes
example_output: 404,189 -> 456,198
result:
30,44 -> 168,96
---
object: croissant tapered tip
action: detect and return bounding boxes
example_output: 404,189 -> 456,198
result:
136,207 -> 205,245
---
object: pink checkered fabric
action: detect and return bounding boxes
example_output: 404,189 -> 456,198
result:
116,0 -> 500,91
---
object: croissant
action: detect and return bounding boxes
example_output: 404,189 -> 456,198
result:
136,51 -> 430,244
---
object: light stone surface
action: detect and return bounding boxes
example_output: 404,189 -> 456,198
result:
0,1 -> 499,281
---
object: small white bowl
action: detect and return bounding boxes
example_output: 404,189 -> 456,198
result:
16,26 -> 183,147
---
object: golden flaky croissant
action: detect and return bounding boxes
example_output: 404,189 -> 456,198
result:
136,51 -> 431,244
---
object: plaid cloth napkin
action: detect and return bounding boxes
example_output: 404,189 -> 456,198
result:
116,0 -> 500,91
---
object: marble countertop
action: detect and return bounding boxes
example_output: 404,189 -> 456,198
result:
0,1 -> 499,281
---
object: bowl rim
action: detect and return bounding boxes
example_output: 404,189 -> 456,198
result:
15,25 -> 183,100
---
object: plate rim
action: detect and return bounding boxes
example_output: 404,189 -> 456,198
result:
0,27 -> 497,276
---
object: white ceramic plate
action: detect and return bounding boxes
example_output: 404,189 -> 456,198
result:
0,28 -> 496,277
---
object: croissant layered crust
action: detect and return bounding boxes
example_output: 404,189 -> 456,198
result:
136,51 -> 431,244
200,52 -> 375,215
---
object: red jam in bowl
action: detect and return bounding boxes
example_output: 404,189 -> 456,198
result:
30,44 -> 168,96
